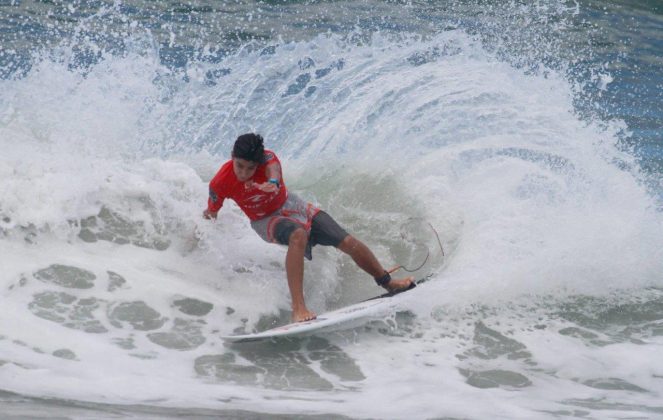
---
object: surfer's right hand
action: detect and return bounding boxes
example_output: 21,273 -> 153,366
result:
203,209 -> 217,220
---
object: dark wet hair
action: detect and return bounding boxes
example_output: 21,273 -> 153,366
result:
232,133 -> 265,163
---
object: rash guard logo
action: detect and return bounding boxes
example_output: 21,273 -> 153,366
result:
246,194 -> 265,203
209,188 -> 219,203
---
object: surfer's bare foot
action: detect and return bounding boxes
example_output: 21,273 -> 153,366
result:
292,307 -> 317,323
382,276 -> 415,292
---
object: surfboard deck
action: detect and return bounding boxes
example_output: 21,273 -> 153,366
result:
221,278 -> 425,343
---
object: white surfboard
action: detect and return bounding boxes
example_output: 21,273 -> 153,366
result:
221,280 -> 423,343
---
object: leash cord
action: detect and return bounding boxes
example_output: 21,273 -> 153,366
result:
388,221 -> 445,274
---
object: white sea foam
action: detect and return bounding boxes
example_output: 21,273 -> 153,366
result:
1,27 -> 662,419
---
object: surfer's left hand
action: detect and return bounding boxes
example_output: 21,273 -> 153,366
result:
254,182 -> 279,193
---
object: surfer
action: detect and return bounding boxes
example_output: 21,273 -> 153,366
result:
203,133 -> 413,322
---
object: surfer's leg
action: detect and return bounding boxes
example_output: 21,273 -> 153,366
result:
284,227 -> 317,322
251,204 -> 317,323
309,211 -> 413,291
337,235 -> 413,291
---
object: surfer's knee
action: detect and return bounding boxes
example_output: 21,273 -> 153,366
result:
338,235 -> 357,252
288,228 -> 308,248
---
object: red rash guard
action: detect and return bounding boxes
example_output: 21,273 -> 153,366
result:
207,150 -> 288,221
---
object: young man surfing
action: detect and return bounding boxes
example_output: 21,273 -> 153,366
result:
203,133 -> 413,322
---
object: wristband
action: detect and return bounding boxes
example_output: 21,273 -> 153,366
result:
268,178 -> 280,188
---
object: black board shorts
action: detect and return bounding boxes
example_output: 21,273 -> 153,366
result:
274,211 -> 349,260
250,193 -> 349,260
275,210 -> 348,247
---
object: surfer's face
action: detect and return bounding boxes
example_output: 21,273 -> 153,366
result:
233,157 -> 258,182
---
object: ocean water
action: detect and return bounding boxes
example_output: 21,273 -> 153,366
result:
1,0 -> 662,418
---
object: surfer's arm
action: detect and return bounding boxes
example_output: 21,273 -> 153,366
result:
265,162 -> 281,184
204,184 -> 224,219
254,162 -> 282,193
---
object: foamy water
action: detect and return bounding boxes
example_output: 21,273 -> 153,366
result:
1,1 -> 663,418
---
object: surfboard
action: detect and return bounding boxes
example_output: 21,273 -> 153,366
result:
221,279 -> 424,343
